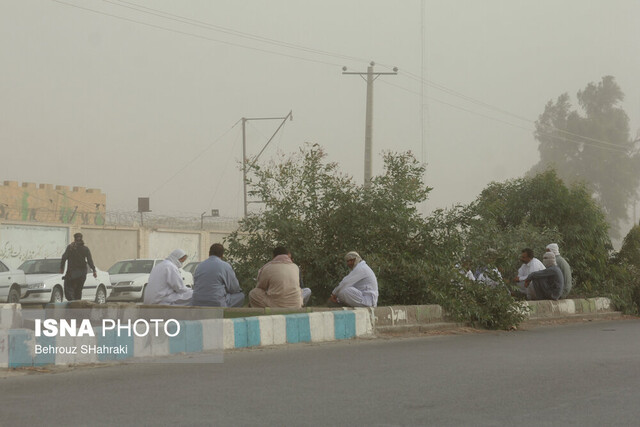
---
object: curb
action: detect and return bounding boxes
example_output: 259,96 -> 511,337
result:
0,309 -> 374,368
0,298 -> 619,368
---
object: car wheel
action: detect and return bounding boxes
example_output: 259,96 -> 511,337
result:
50,286 -> 63,303
8,287 -> 20,303
95,285 -> 107,304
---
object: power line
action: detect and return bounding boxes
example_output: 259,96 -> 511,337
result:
206,130 -> 241,212
50,0 -> 344,67
398,70 -> 632,151
52,0 -> 631,153
108,0 -> 369,64
149,119 -> 241,197
379,79 -> 629,154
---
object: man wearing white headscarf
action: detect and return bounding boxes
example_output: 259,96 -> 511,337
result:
546,243 -> 572,298
329,251 -> 378,307
524,251 -> 564,301
143,249 -> 193,306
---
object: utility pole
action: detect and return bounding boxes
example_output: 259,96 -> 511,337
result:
343,61 -> 397,188
241,111 -> 293,217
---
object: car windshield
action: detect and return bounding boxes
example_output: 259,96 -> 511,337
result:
108,260 -> 155,275
18,259 -> 61,275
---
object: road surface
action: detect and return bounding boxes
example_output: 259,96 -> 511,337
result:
2,319 -> 639,426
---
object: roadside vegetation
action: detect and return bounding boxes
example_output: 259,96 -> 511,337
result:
225,144 -> 639,329
226,76 -> 640,329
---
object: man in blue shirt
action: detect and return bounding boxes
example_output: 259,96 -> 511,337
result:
192,243 -> 244,307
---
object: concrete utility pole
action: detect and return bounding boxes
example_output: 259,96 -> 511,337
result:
241,111 -> 293,217
343,61 -> 398,188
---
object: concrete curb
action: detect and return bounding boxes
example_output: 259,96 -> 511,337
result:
0,298 -> 619,368
0,308 -> 374,368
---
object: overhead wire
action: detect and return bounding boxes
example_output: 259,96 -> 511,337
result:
149,119 -> 241,196
207,129 -> 241,212
51,1 -> 632,154
108,0 -> 369,64
397,70 -> 632,151
379,79 -> 630,155
50,0 -> 345,67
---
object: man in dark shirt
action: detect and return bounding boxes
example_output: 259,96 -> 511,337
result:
524,251 -> 564,301
60,233 -> 97,301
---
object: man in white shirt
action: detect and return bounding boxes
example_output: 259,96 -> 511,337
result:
513,248 -> 545,298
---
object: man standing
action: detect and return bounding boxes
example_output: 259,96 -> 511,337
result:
249,246 -> 307,308
192,243 -> 244,307
329,251 -> 378,307
525,251 -> 564,300
513,248 -> 545,297
546,243 -> 572,298
143,249 -> 193,306
60,232 -> 97,301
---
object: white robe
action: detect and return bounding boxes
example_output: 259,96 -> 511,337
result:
144,258 -> 193,305
332,260 -> 378,307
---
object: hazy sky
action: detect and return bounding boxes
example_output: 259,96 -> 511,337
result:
2,0 -> 639,221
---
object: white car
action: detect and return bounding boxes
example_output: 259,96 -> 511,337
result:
17,258 -> 111,304
0,259 -> 27,303
107,259 -> 194,303
183,261 -> 200,275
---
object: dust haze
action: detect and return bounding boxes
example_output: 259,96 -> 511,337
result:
1,0 -> 639,229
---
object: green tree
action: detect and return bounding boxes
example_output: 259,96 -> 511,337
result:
618,225 -> 640,268
225,144 -> 431,301
531,76 -> 640,237
472,170 -> 612,293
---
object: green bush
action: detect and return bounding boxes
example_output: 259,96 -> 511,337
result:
223,144 -> 633,328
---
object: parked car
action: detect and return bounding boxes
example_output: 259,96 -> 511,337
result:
107,259 -> 194,302
183,261 -> 200,275
0,259 -> 28,303
17,258 -> 110,304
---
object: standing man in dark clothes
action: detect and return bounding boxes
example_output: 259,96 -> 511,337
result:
60,233 -> 97,301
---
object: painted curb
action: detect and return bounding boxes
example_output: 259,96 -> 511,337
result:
1,309 -> 373,367
0,298 -> 618,368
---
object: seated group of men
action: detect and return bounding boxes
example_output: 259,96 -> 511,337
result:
142,242 -> 571,308
143,244 -> 379,308
459,243 -> 573,301
514,244 -> 572,301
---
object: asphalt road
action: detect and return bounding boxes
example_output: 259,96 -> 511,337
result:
2,319 -> 639,426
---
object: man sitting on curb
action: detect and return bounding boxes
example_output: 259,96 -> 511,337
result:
192,243 -> 245,307
144,249 -> 193,306
328,251 -> 378,307
249,246 -> 306,308
546,243 -> 572,298
525,251 -> 564,301
513,248 -> 545,297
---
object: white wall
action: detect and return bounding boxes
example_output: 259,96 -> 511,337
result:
148,231 -> 201,264
0,224 -> 68,269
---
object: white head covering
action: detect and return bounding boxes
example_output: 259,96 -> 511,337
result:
345,251 -> 362,265
546,243 -> 560,256
542,251 -> 556,267
167,249 -> 187,268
